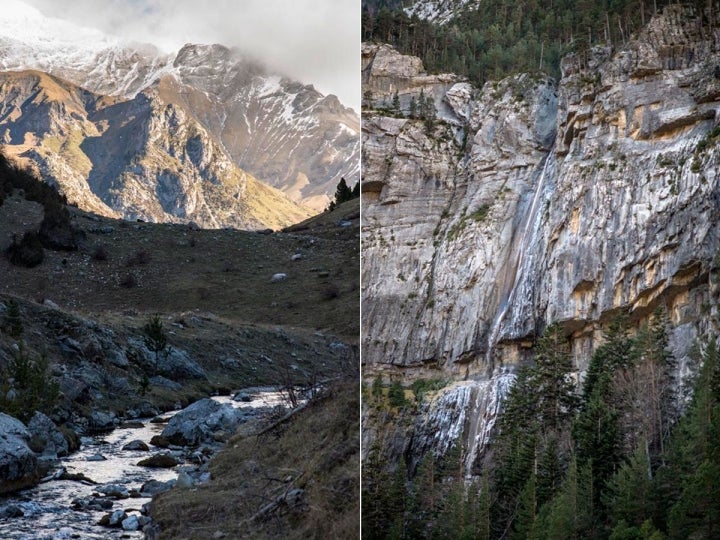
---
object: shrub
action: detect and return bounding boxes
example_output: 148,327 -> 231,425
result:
411,378 -> 447,403
2,299 -> 23,338
92,244 -> 109,261
143,315 -> 168,362
691,157 -> 702,173
0,346 -> 59,422
321,284 -> 341,301
119,272 -> 138,288
6,231 -> 44,267
388,381 -> 407,408
126,250 -> 151,266
371,374 -> 383,398
39,203 -> 77,251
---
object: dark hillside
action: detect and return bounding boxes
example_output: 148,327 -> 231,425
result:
362,0 -> 719,85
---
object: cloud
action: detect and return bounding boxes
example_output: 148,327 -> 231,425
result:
22,0 -> 360,111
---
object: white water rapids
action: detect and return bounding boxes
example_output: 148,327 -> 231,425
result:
0,391 -> 285,539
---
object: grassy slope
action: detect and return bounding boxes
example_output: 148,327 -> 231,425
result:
0,188 -> 360,538
151,381 -> 359,539
0,197 -> 359,341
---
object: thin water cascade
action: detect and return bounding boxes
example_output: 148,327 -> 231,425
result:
461,370 -> 515,478
453,151 -> 554,478
485,149 -> 555,361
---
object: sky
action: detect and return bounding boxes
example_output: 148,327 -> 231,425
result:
22,0 -> 360,111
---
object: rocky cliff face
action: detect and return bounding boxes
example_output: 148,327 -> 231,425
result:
362,5 -> 720,470
0,70 -> 309,229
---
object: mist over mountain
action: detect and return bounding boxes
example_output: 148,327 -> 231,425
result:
0,0 -> 360,227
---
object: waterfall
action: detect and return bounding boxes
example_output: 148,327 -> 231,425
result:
411,374 -> 515,479
485,149 -> 555,360
461,371 -> 516,478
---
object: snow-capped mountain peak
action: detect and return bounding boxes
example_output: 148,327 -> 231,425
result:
1,0 -> 120,52
0,0 -> 359,218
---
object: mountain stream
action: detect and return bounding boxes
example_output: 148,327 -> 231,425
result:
0,391 -> 285,539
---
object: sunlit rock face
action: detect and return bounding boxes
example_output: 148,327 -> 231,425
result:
0,4 -> 360,223
362,4 -> 720,473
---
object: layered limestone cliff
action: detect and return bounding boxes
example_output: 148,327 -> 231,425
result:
362,5 -> 720,472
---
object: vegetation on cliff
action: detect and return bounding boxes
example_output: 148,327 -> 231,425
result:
362,312 -> 720,539
362,0 -> 718,84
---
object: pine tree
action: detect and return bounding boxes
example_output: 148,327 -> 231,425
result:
574,314 -> 632,517
537,435 -> 563,507
388,380 -> 407,408
335,177 -> 354,204
326,177 -> 355,212
2,299 -> 23,338
143,314 -> 168,363
372,373 -> 384,399
423,95 -> 437,132
392,90 -> 401,114
492,364 -> 539,535
406,452 -> 436,538
663,338 -> 720,539
533,323 -> 578,434
514,471 -> 539,538
536,456 -> 595,539
362,441 -> 394,539
605,441 -> 656,529
386,457 -> 409,539
409,95 -> 417,119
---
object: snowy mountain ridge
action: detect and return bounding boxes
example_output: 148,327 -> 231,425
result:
0,0 -> 359,215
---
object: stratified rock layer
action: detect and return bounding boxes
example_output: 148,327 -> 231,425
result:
362,5 -> 720,471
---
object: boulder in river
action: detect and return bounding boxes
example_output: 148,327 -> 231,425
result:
27,412 -> 69,457
161,398 -> 244,446
99,509 -> 127,527
149,435 -> 170,448
96,484 -> 130,499
140,479 -> 176,496
122,440 -> 150,452
122,514 -> 140,531
88,411 -> 116,433
0,504 -> 24,518
137,453 -> 178,468
0,413 -> 40,494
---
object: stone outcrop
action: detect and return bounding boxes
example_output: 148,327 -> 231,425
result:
0,414 -> 39,494
27,411 -> 68,458
161,398 -> 244,446
362,5 -> 720,471
126,339 -> 206,380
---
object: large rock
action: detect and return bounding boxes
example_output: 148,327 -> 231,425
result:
128,339 -> 206,380
27,411 -> 69,458
88,411 -> 117,433
161,399 -> 244,446
137,453 -> 178,468
0,413 -> 40,494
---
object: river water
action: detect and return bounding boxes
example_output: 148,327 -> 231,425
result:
0,390 -> 286,539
